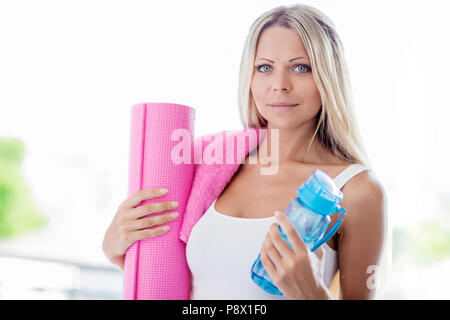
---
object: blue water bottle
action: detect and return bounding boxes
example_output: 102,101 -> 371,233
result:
250,169 -> 347,295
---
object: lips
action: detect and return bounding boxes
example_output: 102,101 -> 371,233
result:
269,104 -> 298,112
270,104 -> 298,107
269,102 -> 298,106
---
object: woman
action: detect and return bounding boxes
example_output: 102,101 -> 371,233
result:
103,4 -> 387,300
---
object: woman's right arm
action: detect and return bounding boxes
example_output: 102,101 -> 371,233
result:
102,188 -> 180,271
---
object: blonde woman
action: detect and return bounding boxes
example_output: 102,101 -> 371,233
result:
103,3 -> 387,300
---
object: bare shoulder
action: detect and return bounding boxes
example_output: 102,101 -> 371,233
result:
342,170 -> 387,208
340,170 -> 387,232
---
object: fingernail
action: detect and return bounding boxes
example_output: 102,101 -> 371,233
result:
275,211 -> 281,216
171,201 -> 178,207
160,188 -> 168,193
171,212 -> 179,218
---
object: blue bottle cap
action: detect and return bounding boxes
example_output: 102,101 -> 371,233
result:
296,169 -> 343,216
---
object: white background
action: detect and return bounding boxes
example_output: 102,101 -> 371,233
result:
0,0 -> 449,299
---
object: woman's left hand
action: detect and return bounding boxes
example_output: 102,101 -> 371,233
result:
260,211 -> 333,300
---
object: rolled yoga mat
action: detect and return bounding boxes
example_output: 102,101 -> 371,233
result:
124,102 -> 195,300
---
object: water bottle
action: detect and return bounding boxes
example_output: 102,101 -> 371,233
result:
250,169 -> 347,295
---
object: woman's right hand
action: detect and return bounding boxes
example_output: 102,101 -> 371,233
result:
102,188 -> 179,271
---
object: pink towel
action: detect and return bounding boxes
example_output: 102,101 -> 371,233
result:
124,102 -> 195,300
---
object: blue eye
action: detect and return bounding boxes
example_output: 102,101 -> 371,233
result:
294,64 -> 311,73
255,64 -> 311,73
257,65 -> 271,73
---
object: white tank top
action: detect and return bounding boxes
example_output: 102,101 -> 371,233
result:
186,163 -> 369,299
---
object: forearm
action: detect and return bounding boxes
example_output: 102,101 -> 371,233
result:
111,255 -> 124,272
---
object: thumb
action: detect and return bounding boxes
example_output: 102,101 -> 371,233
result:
313,246 -> 326,260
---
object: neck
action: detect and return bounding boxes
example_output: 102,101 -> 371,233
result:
257,120 -> 326,165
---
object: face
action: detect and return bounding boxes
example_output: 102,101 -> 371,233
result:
250,26 -> 322,130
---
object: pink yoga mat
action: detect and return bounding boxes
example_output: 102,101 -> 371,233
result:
124,102 -> 195,300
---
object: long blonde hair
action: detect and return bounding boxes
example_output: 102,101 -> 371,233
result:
238,4 -> 370,167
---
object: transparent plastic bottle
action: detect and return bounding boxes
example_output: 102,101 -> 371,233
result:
250,169 -> 347,295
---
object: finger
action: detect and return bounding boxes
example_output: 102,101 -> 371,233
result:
121,188 -> 168,209
268,222 -> 294,260
263,232 -> 283,267
129,211 -> 179,231
130,200 -> 179,220
128,225 -> 170,246
312,246 -> 326,260
260,248 -> 277,278
275,211 -> 307,255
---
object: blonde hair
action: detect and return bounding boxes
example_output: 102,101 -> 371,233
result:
238,4 -> 371,167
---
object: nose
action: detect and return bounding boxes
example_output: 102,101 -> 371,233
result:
272,71 -> 292,93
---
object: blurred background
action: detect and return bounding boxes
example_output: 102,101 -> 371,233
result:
0,0 -> 449,299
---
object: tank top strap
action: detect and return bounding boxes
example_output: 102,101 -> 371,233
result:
333,163 -> 370,190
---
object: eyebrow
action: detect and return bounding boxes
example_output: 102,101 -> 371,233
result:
256,57 -> 308,63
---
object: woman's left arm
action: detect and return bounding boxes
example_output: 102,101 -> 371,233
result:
260,171 -> 387,300
336,171 -> 388,299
